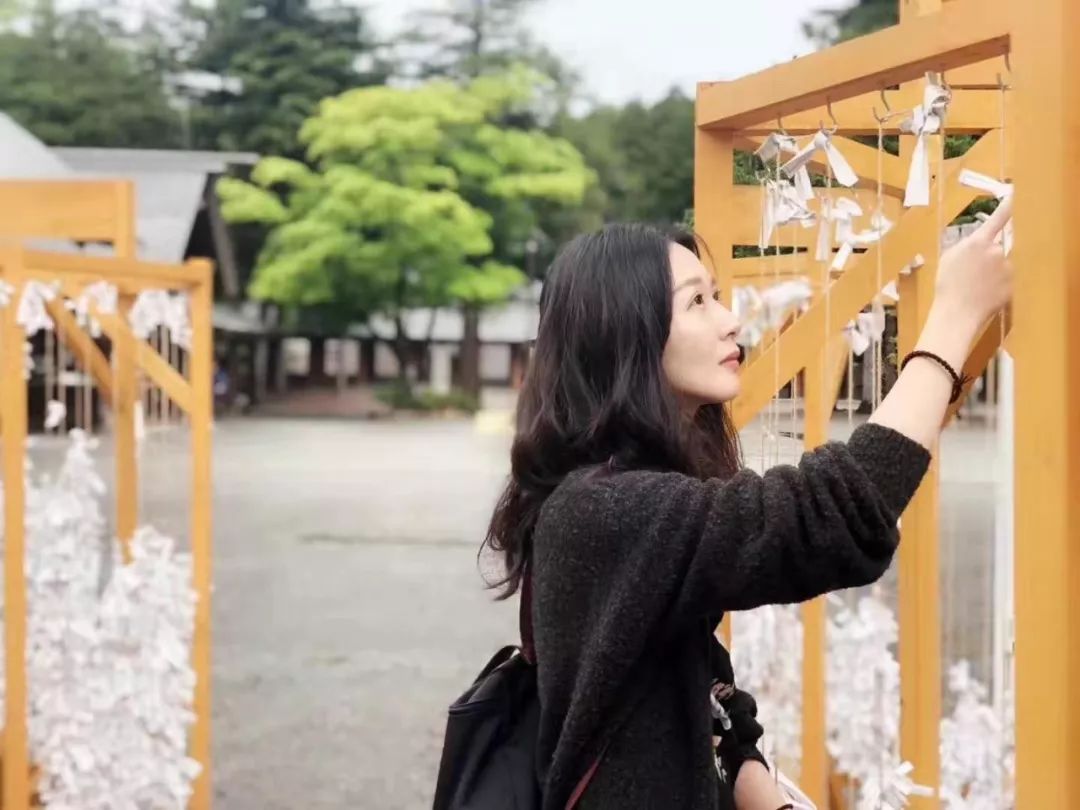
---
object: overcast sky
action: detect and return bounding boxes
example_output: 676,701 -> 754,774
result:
367,0 -> 828,105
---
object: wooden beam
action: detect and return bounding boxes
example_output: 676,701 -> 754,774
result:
897,252 -> 941,808
696,0 -> 1010,129
187,259 -> 215,810
697,127 -> 735,651
732,254 -> 816,281
93,311 -> 193,415
29,272 -> 184,298
734,87 -> 1002,136
0,251 -> 31,810
728,187 -> 904,248
944,313 -> 1010,425
42,298 -> 114,408
19,250 -> 202,289
112,310 -> 138,563
0,181 -> 129,243
735,133 -> 909,197
1012,0 -> 1080,805
947,56 -> 1010,89
730,129 -> 1001,427
799,332 -> 850,805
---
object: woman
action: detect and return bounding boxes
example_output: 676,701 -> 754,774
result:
483,200 -> 1013,809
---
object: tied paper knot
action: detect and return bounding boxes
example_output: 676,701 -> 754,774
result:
3,430 -> 202,809
129,290 -> 192,348
759,179 -> 816,250
817,198 -> 894,271
70,281 -> 118,338
873,762 -> 935,809
732,280 -> 813,348
756,134 -> 815,202
959,169 -> 1015,256
902,78 -> 951,207
843,304 -> 886,357
16,279 -> 59,337
783,129 -> 859,189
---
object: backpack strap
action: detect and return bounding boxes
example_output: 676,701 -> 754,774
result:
565,741 -> 609,809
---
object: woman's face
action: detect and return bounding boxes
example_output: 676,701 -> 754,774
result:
662,242 -> 742,408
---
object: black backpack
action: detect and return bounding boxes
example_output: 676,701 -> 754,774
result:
432,574 -> 604,810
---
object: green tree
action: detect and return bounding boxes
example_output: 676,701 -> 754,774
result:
387,1 -> 591,395
802,0 -> 898,47
0,0 -> 183,147
218,72 -> 591,392
177,0 -> 387,156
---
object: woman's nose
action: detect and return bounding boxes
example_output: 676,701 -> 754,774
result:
716,304 -> 741,341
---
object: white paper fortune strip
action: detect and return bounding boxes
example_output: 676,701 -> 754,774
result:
959,169 -> 1015,256
0,430 -> 201,809
902,79 -> 951,208
16,279 -> 58,336
757,134 -> 815,202
844,305 -> 887,357
760,179 -> 817,250
782,129 -> 859,189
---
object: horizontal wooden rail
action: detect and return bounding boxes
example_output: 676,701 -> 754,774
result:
731,86 -> 1004,136
0,181 -> 129,243
18,251 -> 203,289
697,0 -> 1010,129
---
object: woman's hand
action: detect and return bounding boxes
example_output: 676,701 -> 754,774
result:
868,194 -> 1014,450
932,194 -> 1014,333
733,761 -> 790,810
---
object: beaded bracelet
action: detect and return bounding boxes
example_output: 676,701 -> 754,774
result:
900,350 -> 971,404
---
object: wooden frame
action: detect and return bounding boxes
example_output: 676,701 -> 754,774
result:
697,1 -> 1079,807
0,179 -> 214,810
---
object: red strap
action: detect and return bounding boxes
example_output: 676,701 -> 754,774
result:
565,742 -> 609,809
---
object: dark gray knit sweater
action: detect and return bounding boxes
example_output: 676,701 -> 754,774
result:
530,423 -> 931,809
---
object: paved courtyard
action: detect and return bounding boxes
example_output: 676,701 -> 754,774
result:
42,404 -> 1007,809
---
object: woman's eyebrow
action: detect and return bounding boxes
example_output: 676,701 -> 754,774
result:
673,277 -> 703,293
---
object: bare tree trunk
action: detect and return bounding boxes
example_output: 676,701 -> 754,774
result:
393,313 -> 412,390
460,304 -> 481,400
335,335 -> 348,395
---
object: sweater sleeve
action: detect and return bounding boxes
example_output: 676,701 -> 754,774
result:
542,423 -> 930,626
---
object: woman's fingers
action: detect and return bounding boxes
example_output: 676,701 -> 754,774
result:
975,194 -> 1013,242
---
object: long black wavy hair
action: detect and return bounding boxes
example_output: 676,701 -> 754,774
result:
482,223 -> 742,599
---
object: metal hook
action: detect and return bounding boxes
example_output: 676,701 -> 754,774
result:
872,87 -> 894,125
820,99 -> 839,135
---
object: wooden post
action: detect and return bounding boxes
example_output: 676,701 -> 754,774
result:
188,260 -> 215,810
114,294 -> 138,562
895,3 -> 943,797
0,248 -> 30,810
800,351 -> 830,806
896,260 -> 941,807
695,113 -> 735,649
1011,1 -> 1080,805
114,181 -> 139,561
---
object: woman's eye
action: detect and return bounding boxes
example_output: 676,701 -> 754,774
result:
691,293 -> 705,306
712,289 -> 722,302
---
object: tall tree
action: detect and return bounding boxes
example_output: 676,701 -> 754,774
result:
803,0 -> 898,47
0,0 -> 183,147
387,0 -> 586,396
178,0 -> 387,157
217,72 -> 591,393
